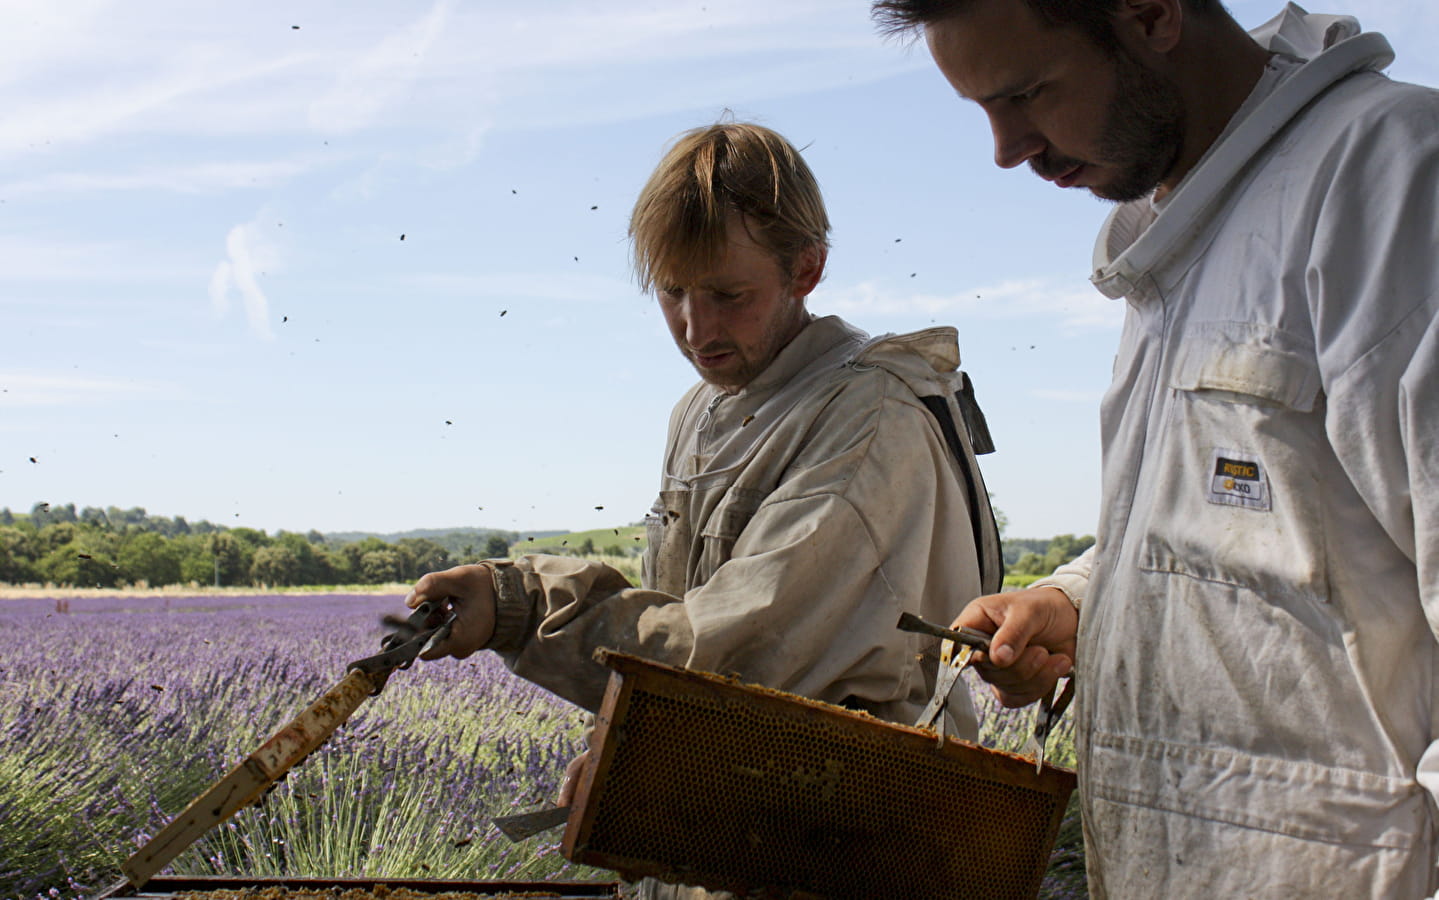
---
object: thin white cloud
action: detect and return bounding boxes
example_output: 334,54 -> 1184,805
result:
0,235 -> 199,284
209,219 -> 282,339
410,271 -> 638,303
0,0 -> 111,87
416,123 -> 492,171
0,50 -> 317,159
0,0 -> 1425,172
823,278 -> 1125,332
308,0 -> 453,134
0,157 -> 326,196
327,120 -> 493,202
439,1 -> 887,74
385,3 -> 928,133
0,1 -> 918,162
0,371 -> 161,407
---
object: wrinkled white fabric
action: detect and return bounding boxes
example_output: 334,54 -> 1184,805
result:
1071,7 -> 1439,897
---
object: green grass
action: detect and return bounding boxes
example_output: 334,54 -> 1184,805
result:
510,526 -> 646,555
1003,572 -> 1048,589
506,530 -> 646,586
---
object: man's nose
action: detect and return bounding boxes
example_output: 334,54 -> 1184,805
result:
684,297 -> 723,349
988,109 -> 1044,170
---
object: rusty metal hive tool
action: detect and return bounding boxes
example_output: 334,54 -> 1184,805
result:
493,804 -> 572,841
896,611 -> 1077,771
1025,676 -> 1076,772
897,612 -> 992,745
116,599 -> 455,891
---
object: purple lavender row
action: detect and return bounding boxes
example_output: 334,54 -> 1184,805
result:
1,593 -> 1084,899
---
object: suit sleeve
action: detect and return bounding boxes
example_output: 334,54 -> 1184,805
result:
481,387 -> 981,730
1308,94 -> 1439,813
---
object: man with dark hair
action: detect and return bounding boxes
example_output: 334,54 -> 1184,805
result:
875,0 -> 1439,896
401,121 -> 1001,899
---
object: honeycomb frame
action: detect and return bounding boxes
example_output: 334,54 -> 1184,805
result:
563,650 -> 1076,899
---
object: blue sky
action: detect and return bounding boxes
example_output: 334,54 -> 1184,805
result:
2,1 -> 1434,539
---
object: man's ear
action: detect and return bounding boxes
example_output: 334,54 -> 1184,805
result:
1116,0 -> 1183,55
790,243 -> 828,300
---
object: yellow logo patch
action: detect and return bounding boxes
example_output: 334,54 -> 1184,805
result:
1208,449 -> 1270,511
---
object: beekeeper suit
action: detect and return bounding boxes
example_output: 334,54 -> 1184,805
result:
1033,6 -> 1439,896
404,120 -> 1003,900
490,316 -> 1000,736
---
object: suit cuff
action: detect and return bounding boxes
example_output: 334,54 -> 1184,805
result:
1030,573 -> 1086,610
486,559 -> 532,654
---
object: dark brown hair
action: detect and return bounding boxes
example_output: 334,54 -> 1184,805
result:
872,0 -> 1221,53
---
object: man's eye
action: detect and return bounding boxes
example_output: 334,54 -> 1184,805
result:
1014,84 -> 1044,103
713,290 -> 740,302
660,286 -> 684,299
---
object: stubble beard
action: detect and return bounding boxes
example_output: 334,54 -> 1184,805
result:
1029,47 -> 1186,203
686,296 -> 809,393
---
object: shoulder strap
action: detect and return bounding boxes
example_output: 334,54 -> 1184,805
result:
953,371 -> 994,456
919,374 -> 1002,594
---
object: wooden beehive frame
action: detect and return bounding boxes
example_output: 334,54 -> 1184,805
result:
563,650 -> 1076,899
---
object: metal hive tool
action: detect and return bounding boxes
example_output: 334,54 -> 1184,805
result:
563,650 -> 1077,900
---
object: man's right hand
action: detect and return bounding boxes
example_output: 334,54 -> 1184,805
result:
954,586 -> 1077,708
405,563 -> 499,660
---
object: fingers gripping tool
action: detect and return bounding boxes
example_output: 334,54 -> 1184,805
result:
897,612 -> 991,746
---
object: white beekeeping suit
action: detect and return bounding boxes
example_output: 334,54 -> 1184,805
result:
1037,5 -> 1439,896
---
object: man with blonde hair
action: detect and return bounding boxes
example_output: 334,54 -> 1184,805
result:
399,121 -> 1001,897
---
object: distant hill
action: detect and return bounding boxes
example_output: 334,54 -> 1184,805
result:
319,525 -> 649,559
322,526 -> 564,558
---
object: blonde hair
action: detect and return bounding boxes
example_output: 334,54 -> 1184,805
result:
629,121 -> 831,293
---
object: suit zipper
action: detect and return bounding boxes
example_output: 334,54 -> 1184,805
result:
695,393 -> 724,433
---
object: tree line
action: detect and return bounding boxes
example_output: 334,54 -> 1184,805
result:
0,502 -> 1095,589
1002,533 -> 1096,576
0,503 -> 516,588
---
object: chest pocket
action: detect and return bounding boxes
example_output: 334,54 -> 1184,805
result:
644,491 -> 692,597
1137,325 -> 1330,598
645,487 -> 766,595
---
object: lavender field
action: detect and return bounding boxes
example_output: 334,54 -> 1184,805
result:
1,592 -> 1084,899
